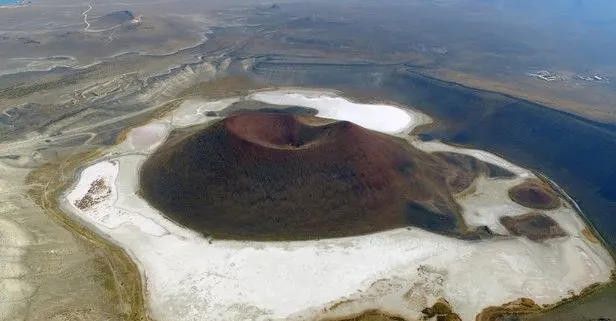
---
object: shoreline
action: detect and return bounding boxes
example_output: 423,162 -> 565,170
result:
25,150 -> 151,321
534,171 -> 616,258
54,88 -> 615,321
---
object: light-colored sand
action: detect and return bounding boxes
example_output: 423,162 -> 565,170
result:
0,164 -> 35,321
171,98 -> 239,128
413,140 -> 532,178
61,89 -> 615,321
249,90 -> 430,134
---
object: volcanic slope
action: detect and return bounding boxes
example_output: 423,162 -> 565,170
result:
140,113 -> 505,240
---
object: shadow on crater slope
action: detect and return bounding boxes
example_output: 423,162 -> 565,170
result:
140,112 -> 510,241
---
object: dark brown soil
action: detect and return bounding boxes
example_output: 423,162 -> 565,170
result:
477,298 -> 542,321
500,212 -> 567,241
431,152 -> 516,193
508,180 -> 561,210
139,113 -> 492,240
74,178 -> 111,210
321,310 -> 408,321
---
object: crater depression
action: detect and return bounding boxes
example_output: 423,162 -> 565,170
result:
139,112 -> 512,240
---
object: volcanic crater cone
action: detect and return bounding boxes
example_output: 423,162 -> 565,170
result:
140,113 -> 480,240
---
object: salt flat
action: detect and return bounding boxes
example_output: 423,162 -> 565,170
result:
249,90 -> 429,134
61,89 -> 615,321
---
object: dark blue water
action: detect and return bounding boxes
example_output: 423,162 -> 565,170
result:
247,61 -> 616,252
387,69 -> 616,251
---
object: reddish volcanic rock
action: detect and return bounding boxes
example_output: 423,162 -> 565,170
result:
139,113 -> 479,240
224,113 -> 417,191
508,179 -> 561,210
500,212 -> 567,241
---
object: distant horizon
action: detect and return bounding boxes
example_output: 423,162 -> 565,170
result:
0,1 -> 615,320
